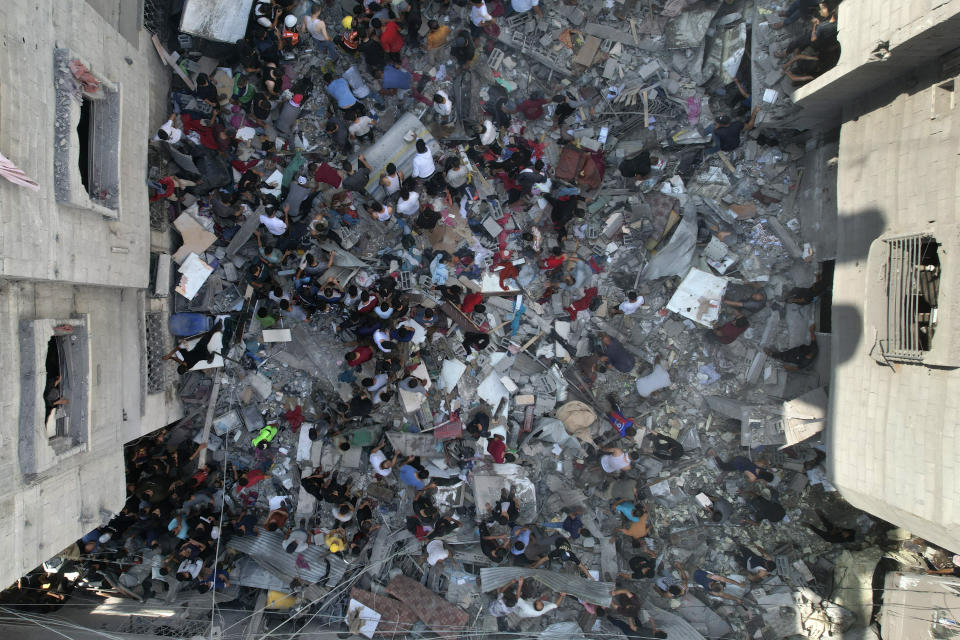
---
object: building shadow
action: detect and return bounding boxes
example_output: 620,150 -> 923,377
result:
835,207 -> 885,264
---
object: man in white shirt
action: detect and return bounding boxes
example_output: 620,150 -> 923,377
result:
411,139 -> 436,179
513,593 -> 563,617
509,0 -> 541,18
373,329 -> 394,352
154,114 -> 183,143
259,209 -> 288,236
369,440 -> 399,476
611,290 -> 644,316
469,0 -> 494,33
348,114 -> 376,142
396,188 -> 420,216
433,91 -> 453,123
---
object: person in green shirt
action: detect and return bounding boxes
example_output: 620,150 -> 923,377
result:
257,307 -> 277,329
232,74 -> 255,109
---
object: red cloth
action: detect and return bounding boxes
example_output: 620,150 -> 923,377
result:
517,98 -> 549,120
380,21 -> 404,53
715,319 -> 749,344
541,255 -> 565,270
284,406 -> 305,433
567,287 -> 598,320
461,292 -> 483,313
493,260 -> 518,291
242,469 -> 267,487
314,162 -> 342,188
349,345 -> 373,366
180,113 -> 219,150
149,176 -> 175,203
357,296 -> 379,314
487,437 -> 506,463
494,171 -> 521,192
232,158 -> 259,173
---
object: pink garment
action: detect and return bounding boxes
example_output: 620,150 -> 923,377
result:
0,151 -> 39,191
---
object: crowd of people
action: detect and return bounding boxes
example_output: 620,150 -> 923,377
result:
3,0 -> 864,633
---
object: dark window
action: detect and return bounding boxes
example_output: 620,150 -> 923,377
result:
43,336 -> 69,439
77,98 -> 92,195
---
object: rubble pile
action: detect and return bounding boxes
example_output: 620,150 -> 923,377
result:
14,1 -> 947,639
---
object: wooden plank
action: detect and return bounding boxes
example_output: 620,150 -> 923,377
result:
572,35 -> 602,68
152,34 -> 196,91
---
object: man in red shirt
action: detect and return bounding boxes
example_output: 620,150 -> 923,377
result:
487,433 -> 507,463
461,292 -> 486,314
345,345 -> 373,367
380,20 -> 404,63
516,96 -> 550,120
541,247 -> 567,271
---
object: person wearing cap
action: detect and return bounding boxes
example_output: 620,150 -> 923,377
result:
705,106 -> 760,153
279,14 -> 300,50
336,17 -> 361,54
303,5 -> 339,59
274,93 -> 303,134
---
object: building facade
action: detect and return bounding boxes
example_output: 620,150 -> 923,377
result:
794,0 -> 960,554
0,0 -> 182,588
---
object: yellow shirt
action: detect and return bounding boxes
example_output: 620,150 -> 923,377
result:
426,25 -> 451,50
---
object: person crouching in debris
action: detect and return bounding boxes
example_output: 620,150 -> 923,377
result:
734,543 -> 776,582
765,324 -> 819,371
692,569 -> 747,604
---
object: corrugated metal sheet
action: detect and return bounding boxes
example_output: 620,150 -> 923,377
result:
479,568 -> 614,606
227,530 -> 331,585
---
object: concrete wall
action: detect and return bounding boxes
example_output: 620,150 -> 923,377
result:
0,0 -> 162,287
0,0 -> 183,589
828,64 -> 960,553
790,0 -> 960,130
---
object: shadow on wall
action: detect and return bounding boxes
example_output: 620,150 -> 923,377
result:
830,304 -> 863,367
836,207 -> 886,264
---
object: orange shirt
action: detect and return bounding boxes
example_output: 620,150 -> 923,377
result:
426,25 -> 451,49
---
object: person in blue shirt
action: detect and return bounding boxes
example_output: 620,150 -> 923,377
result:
612,499 -> 644,523
324,72 -> 358,113
510,526 -> 532,555
397,459 -> 433,490
375,65 -> 412,94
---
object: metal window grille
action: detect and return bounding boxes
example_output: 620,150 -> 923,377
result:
143,0 -> 173,45
145,311 -> 166,393
884,234 -> 927,362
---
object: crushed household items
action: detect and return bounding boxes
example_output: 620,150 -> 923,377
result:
11,1 -> 945,639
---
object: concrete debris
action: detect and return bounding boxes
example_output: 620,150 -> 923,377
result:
9,1 -> 927,640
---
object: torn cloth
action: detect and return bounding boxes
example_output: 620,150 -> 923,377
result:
0,151 -> 39,191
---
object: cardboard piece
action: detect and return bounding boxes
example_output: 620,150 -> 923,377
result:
176,253 -> 213,300
172,212 -> 218,264
262,329 -> 292,342
666,267 -> 728,327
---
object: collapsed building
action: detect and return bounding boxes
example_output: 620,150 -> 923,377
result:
1,0 -> 959,639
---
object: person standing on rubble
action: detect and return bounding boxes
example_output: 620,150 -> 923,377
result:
303,5 -> 339,60
600,445 -> 638,475
705,106 -> 760,153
